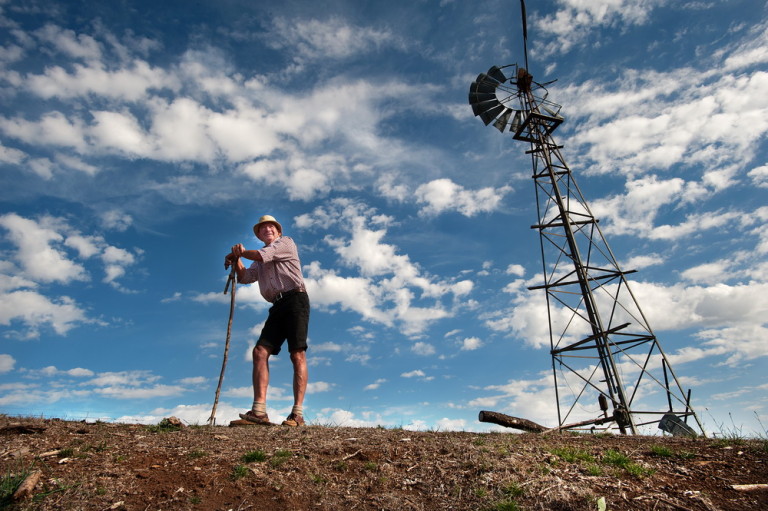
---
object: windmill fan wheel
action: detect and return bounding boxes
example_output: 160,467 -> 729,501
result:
468,65 -> 523,133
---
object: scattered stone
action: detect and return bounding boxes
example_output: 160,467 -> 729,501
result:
164,416 -> 186,428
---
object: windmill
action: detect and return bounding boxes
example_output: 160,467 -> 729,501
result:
469,1 -> 704,436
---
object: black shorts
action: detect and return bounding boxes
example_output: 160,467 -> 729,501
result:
257,292 -> 310,356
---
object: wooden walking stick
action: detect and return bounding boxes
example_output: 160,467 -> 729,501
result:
208,261 -> 237,426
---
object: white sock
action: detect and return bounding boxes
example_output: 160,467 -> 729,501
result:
252,401 -> 266,414
291,404 -> 303,417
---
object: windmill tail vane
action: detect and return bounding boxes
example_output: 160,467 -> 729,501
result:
467,4 -> 705,436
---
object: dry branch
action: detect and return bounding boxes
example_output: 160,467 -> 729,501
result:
478,410 -> 547,432
12,470 -> 42,500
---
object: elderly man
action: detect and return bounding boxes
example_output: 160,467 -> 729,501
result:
225,215 -> 310,427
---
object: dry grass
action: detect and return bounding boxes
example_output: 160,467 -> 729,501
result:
1,416 -> 767,510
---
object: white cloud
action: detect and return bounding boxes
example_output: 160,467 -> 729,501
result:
681,262 -> 730,285
64,234 -> 102,259
0,111 -> 87,153
26,60 -> 177,101
460,337 -> 483,351
0,213 -> 87,283
364,378 -> 387,391
307,381 -> 334,393
312,407 -> 387,427
414,178 -> 512,217
0,354 -> 15,373
266,16 -> 402,67
694,323 -> 768,367
298,199 -> 476,334
475,372 -> 560,428
94,384 -> 185,399
89,110 -> 150,156
434,417 -> 467,431
55,153 -> 99,175
0,290 -> 86,338
179,376 -> 207,385
623,254 -> 664,270
100,210 -> 133,231
0,142 -> 26,164
0,213 -> 139,297
562,67 -> 768,179
412,342 -> 436,356
401,369 -> 426,378
535,0 -> 664,56
34,23 -> 102,61
748,164 -> 768,187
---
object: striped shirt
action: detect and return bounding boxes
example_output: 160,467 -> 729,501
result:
239,236 -> 306,303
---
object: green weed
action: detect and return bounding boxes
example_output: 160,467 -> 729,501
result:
585,463 -> 603,476
230,464 -> 249,480
649,445 -> 673,457
601,449 -> 653,478
241,450 -> 267,463
269,449 -> 292,468
550,447 -> 595,463
310,473 -> 327,484
146,418 -> 183,433
500,481 -> 523,498
602,449 -> 630,468
1,461 -> 34,505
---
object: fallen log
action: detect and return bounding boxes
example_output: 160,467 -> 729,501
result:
478,411 -> 547,433
13,470 -> 42,500
731,484 -> 768,491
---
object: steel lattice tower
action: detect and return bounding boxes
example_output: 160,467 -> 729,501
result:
469,63 -> 705,436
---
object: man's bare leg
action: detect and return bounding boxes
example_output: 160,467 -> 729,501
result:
282,349 -> 307,426
290,348 -> 308,408
252,344 -> 271,408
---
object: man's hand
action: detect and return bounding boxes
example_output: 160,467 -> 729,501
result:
224,252 -> 236,270
225,244 -> 246,269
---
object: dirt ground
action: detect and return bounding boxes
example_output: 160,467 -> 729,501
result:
1,415 -> 766,510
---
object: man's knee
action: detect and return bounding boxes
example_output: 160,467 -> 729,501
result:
289,348 -> 306,365
253,345 -> 271,363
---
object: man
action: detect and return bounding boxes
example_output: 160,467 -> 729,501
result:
224,215 -> 310,427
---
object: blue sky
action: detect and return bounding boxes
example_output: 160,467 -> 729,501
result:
1,0 -> 766,434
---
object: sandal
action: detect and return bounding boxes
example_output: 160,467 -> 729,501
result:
239,410 -> 271,425
281,413 -> 305,427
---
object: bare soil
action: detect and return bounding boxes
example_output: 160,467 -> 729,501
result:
1,415 -> 766,510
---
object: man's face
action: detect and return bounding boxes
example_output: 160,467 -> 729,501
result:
258,223 -> 280,244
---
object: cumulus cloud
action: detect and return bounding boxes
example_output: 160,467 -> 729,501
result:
296,198 -> 475,334
264,16 -> 404,69
412,342 -> 436,356
534,0 -> 665,56
413,178 -> 513,217
560,66 -> 768,182
0,354 -> 15,373
749,164 -> 768,187
0,213 -> 141,336
489,272 -> 768,366
364,378 -> 387,390
460,337 -> 483,351
0,213 -> 87,284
